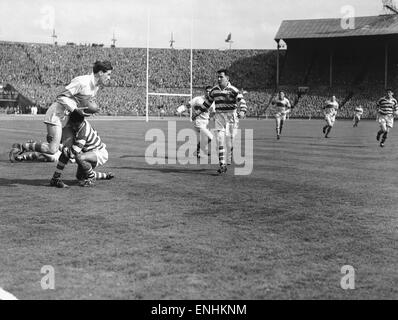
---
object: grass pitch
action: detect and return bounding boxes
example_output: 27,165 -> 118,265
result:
0,116 -> 397,300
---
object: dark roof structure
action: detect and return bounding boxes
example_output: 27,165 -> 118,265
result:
275,14 -> 398,40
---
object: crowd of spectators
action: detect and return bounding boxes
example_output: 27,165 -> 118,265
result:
1,41 -> 397,118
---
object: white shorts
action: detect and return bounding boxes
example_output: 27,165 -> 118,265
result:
378,114 -> 394,128
93,145 -> 109,167
325,114 -> 336,126
44,102 -> 70,128
274,112 -> 287,121
193,119 -> 209,131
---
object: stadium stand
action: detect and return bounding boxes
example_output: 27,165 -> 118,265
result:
1,14 -> 398,118
275,14 -> 398,118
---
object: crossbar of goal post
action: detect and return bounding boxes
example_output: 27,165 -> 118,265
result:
145,10 -> 194,122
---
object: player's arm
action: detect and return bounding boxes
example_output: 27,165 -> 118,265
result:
393,100 -> 398,116
57,78 -> 82,112
286,99 -> 292,111
237,94 -> 247,118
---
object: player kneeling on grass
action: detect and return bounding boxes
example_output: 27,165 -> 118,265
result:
176,86 -> 215,158
50,111 -> 114,188
322,95 -> 339,138
376,89 -> 398,148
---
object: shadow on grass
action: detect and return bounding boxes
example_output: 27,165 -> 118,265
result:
308,143 -> 368,148
108,166 -> 218,175
120,155 -> 147,159
0,178 -> 78,187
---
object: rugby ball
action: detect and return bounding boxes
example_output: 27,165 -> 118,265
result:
82,100 -> 100,114
176,105 -> 186,114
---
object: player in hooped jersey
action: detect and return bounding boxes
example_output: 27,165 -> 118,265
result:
353,105 -> 364,127
376,89 -> 398,148
271,91 -> 291,140
176,86 -> 215,158
322,96 -> 339,138
193,69 -> 247,174
50,111 -> 113,188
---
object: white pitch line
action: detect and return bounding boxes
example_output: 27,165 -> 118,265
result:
0,288 -> 18,300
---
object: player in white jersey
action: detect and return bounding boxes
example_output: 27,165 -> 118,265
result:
177,86 -> 215,158
322,96 -> 339,138
271,91 -> 291,140
353,105 -> 364,127
10,61 -> 113,161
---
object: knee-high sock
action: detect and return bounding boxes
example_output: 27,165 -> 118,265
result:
217,132 -> 226,165
19,152 -> 39,161
381,132 -> 388,143
53,153 -> 69,178
95,172 -> 108,180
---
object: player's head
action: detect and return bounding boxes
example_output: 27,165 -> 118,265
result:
386,88 -> 394,98
278,91 -> 285,99
331,95 -> 336,101
205,85 -> 212,95
93,60 -> 113,86
217,69 -> 229,88
69,110 -> 85,131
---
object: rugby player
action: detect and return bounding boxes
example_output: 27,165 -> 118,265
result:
176,86 -> 215,159
271,91 -> 291,140
9,60 -> 113,161
322,96 -> 339,138
353,105 -> 364,127
376,89 -> 398,148
193,69 -> 247,174
50,111 -> 113,188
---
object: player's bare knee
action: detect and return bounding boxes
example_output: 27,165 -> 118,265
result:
47,144 -> 59,155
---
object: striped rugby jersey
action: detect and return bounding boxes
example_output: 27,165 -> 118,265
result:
202,83 -> 247,113
71,120 -> 105,154
324,100 -> 339,115
57,73 -> 99,112
377,96 -> 398,115
354,106 -> 364,115
272,97 -> 291,114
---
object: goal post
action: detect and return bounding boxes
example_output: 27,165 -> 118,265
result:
145,11 -> 194,122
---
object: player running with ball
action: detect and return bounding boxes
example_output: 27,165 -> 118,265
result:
9,60 -> 113,162
376,89 -> 398,148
